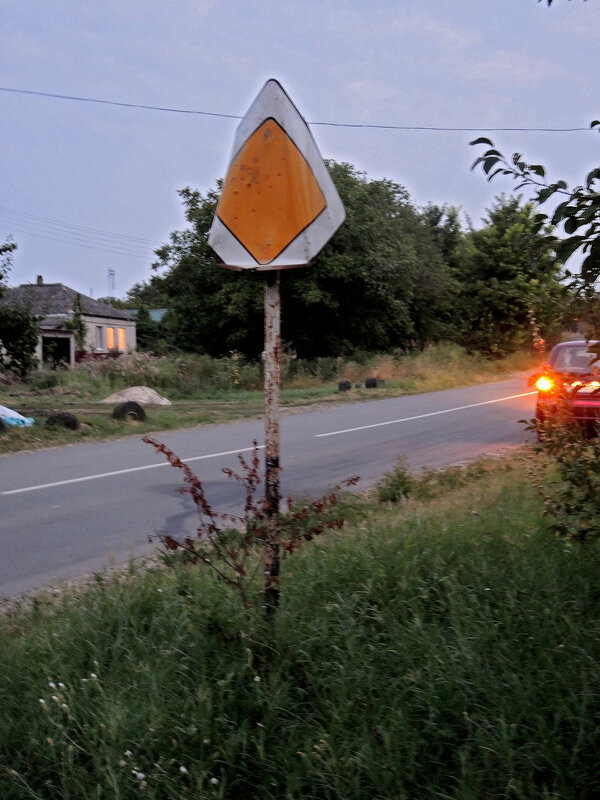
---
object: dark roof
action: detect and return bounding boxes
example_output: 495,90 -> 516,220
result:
0,283 -> 134,321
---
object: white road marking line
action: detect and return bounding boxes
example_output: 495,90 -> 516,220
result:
315,391 -> 537,438
1,445 -> 265,496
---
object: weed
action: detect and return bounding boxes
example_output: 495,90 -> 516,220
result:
527,398 -> 600,540
377,456 -> 492,503
143,436 -> 358,628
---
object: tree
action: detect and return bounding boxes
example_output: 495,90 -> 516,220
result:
134,305 -> 163,351
152,184 -> 266,357
471,125 -> 600,287
455,195 -> 564,356
281,162 -> 457,356
0,306 -> 40,378
149,163 -> 459,358
0,239 -> 40,378
0,239 -> 17,297
471,126 -> 600,344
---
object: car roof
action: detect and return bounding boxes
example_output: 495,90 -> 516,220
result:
551,340 -> 599,349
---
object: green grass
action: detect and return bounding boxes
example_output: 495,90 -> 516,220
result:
0,344 -> 539,453
2,456 -> 600,799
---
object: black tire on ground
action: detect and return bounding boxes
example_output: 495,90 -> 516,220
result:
45,412 -> 80,430
338,380 -> 352,392
0,418 -> 6,434
112,401 -> 147,422
365,377 -> 378,389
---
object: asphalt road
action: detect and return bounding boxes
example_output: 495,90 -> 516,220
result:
0,377 -> 537,597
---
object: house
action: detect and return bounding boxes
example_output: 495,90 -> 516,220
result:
0,276 -> 136,366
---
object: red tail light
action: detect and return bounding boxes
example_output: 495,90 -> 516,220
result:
536,376 -> 553,392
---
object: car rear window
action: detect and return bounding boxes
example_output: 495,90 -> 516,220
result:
550,345 -> 596,372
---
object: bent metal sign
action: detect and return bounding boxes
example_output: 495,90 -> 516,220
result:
208,79 -> 345,271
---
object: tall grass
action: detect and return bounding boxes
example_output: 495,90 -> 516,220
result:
2,458 -> 599,799
20,343 -> 539,400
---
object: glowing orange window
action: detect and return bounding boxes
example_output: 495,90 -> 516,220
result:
118,327 -> 126,351
106,327 -> 115,350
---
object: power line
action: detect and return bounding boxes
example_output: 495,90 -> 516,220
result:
1,85 -> 595,133
0,206 -> 161,247
0,219 -> 152,259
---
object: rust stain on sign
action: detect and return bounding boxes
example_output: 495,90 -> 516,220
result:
217,118 -> 326,265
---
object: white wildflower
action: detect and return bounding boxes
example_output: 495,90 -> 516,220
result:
210,777 -> 219,785
179,765 -> 188,775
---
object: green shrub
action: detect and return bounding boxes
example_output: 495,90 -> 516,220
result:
530,399 -> 600,541
26,367 -> 65,391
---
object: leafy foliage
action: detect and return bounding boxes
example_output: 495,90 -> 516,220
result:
377,456 -> 491,503
454,195 -> 564,356
0,238 -> 40,378
529,392 -> 600,541
64,293 -> 87,352
149,165 -> 460,358
0,239 -> 17,296
471,125 -> 600,287
143,436 -> 358,625
0,305 -> 40,378
140,160 -> 569,359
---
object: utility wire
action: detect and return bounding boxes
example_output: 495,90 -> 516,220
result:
1,223 -> 151,259
0,206 -> 161,247
0,86 -> 595,133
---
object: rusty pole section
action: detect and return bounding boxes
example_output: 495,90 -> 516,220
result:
263,269 -> 281,615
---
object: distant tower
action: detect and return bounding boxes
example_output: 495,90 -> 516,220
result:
108,269 -> 115,299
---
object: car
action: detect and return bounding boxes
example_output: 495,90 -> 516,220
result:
531,340 -> 600,432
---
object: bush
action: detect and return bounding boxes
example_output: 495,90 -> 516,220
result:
530,399 -> 600,541
26,368 -> 64,391
0,306 -> 39,378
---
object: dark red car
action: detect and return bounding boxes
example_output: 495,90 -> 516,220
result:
532,340 -> 600,430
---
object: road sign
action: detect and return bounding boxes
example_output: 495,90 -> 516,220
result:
208,79 -> 345,270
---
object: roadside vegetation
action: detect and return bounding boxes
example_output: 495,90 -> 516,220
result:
2,452 -> 599,799
0,343 -> 538,454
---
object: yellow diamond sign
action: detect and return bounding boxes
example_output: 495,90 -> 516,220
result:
208,80 -> 345,270
217,119 -> 326,265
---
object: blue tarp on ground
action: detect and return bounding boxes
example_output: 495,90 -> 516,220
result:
0,404 -> 34,426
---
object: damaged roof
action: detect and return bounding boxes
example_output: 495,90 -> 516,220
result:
0,282 -> 134,321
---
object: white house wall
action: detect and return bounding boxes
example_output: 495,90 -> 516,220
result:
83,316 -> 137,354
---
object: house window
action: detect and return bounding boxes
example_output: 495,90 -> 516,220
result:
118,327 -> 126,352
106,327 -> 115,350
96,326 -> 104,350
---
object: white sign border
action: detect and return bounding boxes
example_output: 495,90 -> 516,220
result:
208,79 -> 345,270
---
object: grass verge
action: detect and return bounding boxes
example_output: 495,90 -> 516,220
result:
2,454 -> 599,799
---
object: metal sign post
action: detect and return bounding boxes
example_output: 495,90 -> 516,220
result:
263,269 -> 281,611
207,79 -> 345,613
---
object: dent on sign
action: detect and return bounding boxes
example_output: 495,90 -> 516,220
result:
208,79 -> 345,271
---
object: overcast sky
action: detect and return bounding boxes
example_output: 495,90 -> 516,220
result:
2,0 -> 599,298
